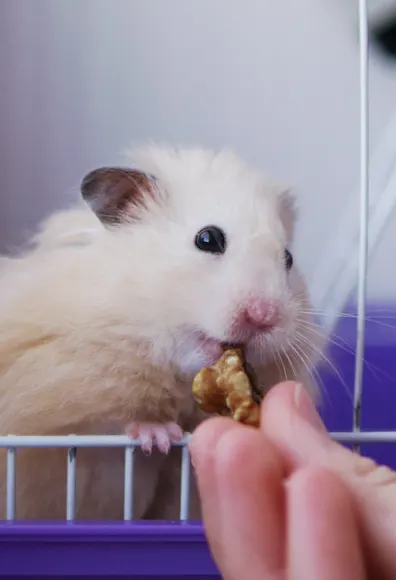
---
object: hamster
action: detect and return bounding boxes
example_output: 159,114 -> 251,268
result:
30,206 -> 102,250
0,144 -> 323,521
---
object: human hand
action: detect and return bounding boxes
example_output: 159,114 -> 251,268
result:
189,381 -> 396,579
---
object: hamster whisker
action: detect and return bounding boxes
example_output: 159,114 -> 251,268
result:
273,349 -> 288,383
279,344 -> 299,383
298,306 -> 396,334
296,316 -> 396,386
287,340 -> 328,403
294,330 -> 352,401
296,318 -> 350,353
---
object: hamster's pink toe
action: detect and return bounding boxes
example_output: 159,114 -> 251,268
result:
125,421 -> 183,455
164,422 -> 184,441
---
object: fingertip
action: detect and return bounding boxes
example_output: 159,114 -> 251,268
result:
261,380 -> 327,440
261,380 -> 299,414
215,425 -> 283,481
188,417 -> 239,470
260,381 -> 299,434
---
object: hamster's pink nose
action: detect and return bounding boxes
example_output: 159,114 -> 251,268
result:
243,298 -> 279,330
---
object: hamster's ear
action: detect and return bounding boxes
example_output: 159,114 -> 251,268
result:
81,167 -> 156,225
278,188 -> 298,244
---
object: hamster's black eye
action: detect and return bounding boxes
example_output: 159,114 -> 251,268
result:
284,248 -> 293,270
195,226 -> 226,254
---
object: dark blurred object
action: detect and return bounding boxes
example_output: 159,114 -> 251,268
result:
371,7 -> 396,59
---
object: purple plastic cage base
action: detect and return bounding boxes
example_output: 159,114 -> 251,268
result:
0,521 -> 217,577
1,302 -> 396,577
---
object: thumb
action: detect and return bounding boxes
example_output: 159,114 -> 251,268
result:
261,381 -> 396,578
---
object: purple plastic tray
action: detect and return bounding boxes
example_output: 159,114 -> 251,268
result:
1,303 -> 396,577
0,522 -> 218,577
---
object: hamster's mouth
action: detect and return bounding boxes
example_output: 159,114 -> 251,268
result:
195,332 -> 247,365
195,334 -> 262,402
220,341 -> 244,351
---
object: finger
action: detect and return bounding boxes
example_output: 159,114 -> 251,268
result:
213,427 -> 286,580
287,468 -> 366,580
189,417 -> 241,565
261,381 -> 332,470
262,381 -> 396,578
262,381 -> 377,475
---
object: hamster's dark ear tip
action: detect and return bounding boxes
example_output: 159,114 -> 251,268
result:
80,167 -> 157,225
81,167 -> 123,203
80,168 -> 102,201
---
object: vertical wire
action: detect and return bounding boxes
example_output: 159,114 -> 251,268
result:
6,448 -> 16,520
353,0 -> 369,454
179,443 -> 191,521
123,446 -> 135,521
66,447 -> 77,521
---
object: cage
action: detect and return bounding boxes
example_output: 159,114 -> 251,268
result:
1,0 -> 396,577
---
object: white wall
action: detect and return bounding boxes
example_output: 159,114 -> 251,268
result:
1,0 -> 396,302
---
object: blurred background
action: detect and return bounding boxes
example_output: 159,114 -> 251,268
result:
1,0 -> 396,308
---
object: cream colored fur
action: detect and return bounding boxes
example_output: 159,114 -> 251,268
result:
0,144 -> 323,520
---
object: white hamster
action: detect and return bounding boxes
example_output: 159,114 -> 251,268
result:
0,144 -> 322,520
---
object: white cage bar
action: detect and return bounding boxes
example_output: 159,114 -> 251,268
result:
1,436 -> 192,521
2,428 -> 396,521
66,447 -> 77,521
6,447 -> 16,521
353,0 -> 369,454
123,446 -> 135,521
179,444 -> 191,521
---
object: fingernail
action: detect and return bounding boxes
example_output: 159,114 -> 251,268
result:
293,383 -> 327,433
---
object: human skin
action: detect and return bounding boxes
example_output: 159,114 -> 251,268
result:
189,381 -> 396,579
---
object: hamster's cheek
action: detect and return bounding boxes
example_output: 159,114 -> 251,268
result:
199,299 -> 235,340
170,333 -> 221,375
174,349 -> 209,376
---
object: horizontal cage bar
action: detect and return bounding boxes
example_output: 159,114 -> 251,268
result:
0,432 -> 396,449
0,435 -> 190,448
331,432 -> 396,444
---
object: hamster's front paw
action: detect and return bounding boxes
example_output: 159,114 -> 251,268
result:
125,421 -> 184,455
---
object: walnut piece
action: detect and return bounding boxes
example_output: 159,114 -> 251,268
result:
192,348 -> 261,427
